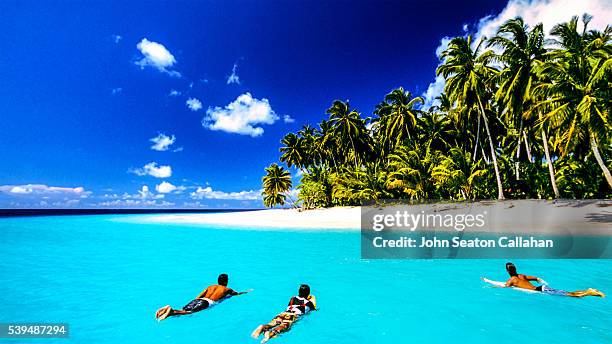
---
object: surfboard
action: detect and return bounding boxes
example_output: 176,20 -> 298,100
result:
482,277 -> 539,294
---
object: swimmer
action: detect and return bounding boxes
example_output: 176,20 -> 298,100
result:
251,284 -> 316,343
155,273 -> 250,321
483,262 -> 605,297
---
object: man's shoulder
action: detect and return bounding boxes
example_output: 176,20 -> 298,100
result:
210,285 -> 233,292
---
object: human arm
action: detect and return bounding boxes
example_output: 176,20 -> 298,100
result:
307,295 -> 317,310
227,288 -> 252,296
524,275 -> 546,284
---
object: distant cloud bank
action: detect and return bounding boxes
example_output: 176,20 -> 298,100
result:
0,184 -> 88,195
191,186 -> 261,200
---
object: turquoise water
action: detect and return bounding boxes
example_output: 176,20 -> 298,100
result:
0,215 -> 610,343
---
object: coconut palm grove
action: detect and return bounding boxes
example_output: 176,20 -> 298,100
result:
262,15 -> 612,208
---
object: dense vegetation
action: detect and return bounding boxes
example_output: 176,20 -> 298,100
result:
262,15 -> 612,208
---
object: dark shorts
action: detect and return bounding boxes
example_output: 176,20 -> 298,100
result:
182,299 -> 210,312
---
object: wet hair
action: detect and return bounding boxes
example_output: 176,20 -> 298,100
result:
506,262 -> 517,276
218,274 -> 229,286
298,284 -> 310,298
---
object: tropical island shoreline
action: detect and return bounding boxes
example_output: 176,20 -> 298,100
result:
139,199 -> 611,234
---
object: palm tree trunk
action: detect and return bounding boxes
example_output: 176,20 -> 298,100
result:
478,98 -> 505,200
348,134 -> 358,167
541,129 -> 560,198
473,114 -> 481,161
515,119 -> 523,180
590,134 -> 612,188
523,131 -> 533,162
330,151 -> 338,170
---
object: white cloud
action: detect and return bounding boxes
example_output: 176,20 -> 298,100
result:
98,199 -> 174,207
0,184 -> 89,196
473,0 -> 610,46
155,181 -> 177,193
103,185 -> 165,201
422,0 -> 612,108
112,34 -> 122,43
129,162 -> 172,178
422,74 -> 447,109
203,93 -> 279,137
182,201 -> 207,208
135,38 -> 180,77
422,35 -> 453,109
150,133 -> 176,151
186,98 -> 203,111
283,114 -> 295,123
168,89 -> 181,97
111,87 -> 123,95
226,63 -> 241,84
190,186 -> 261,200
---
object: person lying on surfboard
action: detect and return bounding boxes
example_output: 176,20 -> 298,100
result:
251,284 -> 316,343
155,273 -> 250,321
485,262 -> 605,297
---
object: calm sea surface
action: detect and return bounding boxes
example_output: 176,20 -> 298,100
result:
0,214 -> 610,343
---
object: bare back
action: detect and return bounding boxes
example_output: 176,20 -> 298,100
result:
197,284 -> 235,301
506,274 -> 537,290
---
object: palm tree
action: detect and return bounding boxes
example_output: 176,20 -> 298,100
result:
298,125 -> 316,168
437,36 -> 506,199
314,119 -> 339,169
279,133 -> 306,169
262,163 -> 292,207
330,163 -> 390,205
386,144 -> 437,200
417,110 -> 454,152
326,100 -> 369,167
431,147 -> 488,200
374,87 -> 423,156
489,18 -> 545,180
264,14 -> 610,206
534,15 -> 612,188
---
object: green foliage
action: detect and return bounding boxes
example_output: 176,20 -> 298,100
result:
298,181 -> 328,209
262,163 -> 292,208
263,14 -> 612,207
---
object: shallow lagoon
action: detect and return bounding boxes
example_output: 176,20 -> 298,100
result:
0,215 -> 610,343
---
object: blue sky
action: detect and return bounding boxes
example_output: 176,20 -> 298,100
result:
1,0 -> 606,208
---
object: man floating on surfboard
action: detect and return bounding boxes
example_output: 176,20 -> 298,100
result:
155,273 -> 250,321
251,284 -> 316,343
483,262 -> 605,297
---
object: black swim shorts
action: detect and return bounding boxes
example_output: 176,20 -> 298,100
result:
182,298 -> 210,312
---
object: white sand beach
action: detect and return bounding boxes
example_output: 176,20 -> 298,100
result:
144,206 -> 362,230
140,200 -> 611,234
